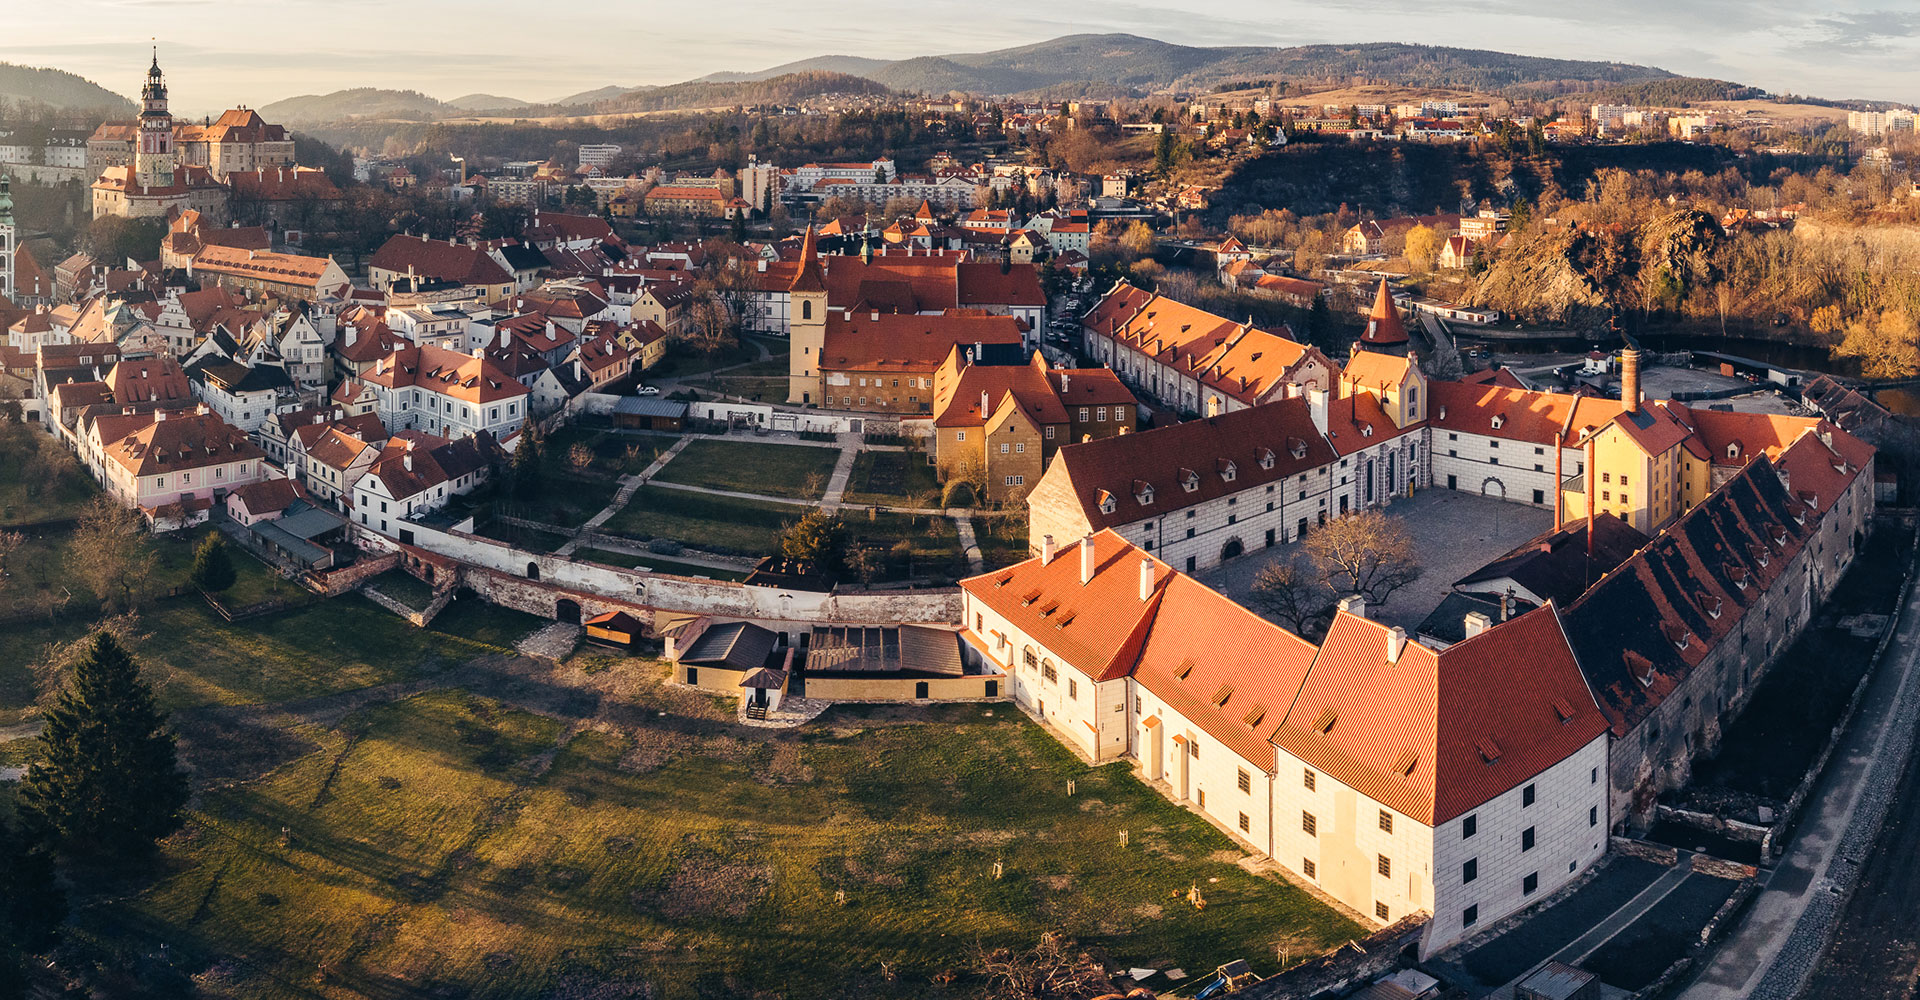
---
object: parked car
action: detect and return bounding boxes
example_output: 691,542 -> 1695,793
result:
637,385 -> 660,396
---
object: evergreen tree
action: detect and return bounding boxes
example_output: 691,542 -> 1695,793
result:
730,213 -> 747,244
511,419 -> 545,499
1154,130 -> 1176,175
1308,294 -> 1334,351
19,631 -> 189,861
187,533 -> 236,593
0,814 -> 63,995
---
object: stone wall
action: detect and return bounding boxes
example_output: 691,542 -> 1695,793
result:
310,551 -> 400,596
1239,915 -> 1427,999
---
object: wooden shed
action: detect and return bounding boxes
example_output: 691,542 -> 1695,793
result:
584,610 -> 644,649
613,396 -> 688,431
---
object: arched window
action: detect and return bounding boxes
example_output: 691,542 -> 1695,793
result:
1023,645 -> 1037,670
801,299 -> 813,320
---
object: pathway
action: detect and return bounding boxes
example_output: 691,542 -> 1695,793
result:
556,437 -> 693,556
954,514 -> 986,574
819,434 -> 860,510
1491,859 -> 1695,997
1680,544 -> 1920,1000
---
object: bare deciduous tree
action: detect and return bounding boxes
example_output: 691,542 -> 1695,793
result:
1305,510 -> 1423,608
66,497 -> 157,612
1249,559 -> 1333,637
974,932 -> 1117,1000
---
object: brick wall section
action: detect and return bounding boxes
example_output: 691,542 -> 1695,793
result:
1238,915 -> 1427,999
1609,836 -> 1680,867
310,551 -> 400,596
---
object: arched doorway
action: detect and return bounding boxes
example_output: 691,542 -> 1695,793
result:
1221,537 -> 1244,561
1481,478 -> 1506,500
526,562 -> 540,581
555,598 -> 580,624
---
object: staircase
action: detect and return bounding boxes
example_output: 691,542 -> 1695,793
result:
745,704 -> 769,721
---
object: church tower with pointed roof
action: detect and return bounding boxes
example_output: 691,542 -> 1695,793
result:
787,226 -> 829,403
1359,278 -> 1410,353
134,49 -> 177,190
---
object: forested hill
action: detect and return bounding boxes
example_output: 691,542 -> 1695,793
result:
0,63 -> 134,115
699,35 -> 1677,97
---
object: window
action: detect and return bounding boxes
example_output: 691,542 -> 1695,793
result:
1015,442 -> 1026,453
1067,678 -> 1077,700
1188,739 -> 1199,759
1238,769 -> 1251,793
1592,767 -> 1598,784
1304,769 -> 1316,791
1238,812 -> 1251,833
1023,646 -> 1036,670
1522,827 -> 1536,852
1045,427 -> 1055,439
1041,659 -> 1056,683
1379,810 -> 1393,834
956,431 -> 966,441
1523,872 -> 1539,895
1377,854 -> 1391,878
1523,784 -> 1536,807
1463,858 -> 1478,883
1462,815 -> 1477,839
1096,407 -> 1107,421
1303,858 -> 1316,879
1302,812 -> 1316,836
1001,443 -> 1011,454
1590,806 -> 1599,827
1376,902 -> 1390,920
1079,407 -> 1090,421
1463,904 -> 1478,927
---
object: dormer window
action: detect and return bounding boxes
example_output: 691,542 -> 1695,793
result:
1180,469 -> 1199,493
1490,414 -> 1505,429
1726,442 -> 1741,459
1134,480 -> 1155,506
1258,448 -> 1276,470
1289,438 -> 1307,460
1098,490 -> 1117,515
1360,424 -> 1373,437
1219,460 -> 1237,482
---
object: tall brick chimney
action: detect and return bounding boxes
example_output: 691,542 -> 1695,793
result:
1079,534 -> 1095,585
1621,348 -> 1641,413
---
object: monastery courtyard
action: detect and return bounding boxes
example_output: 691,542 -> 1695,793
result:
1196,488 -> 1555,631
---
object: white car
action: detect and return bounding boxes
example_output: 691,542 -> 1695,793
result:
636,385 -> 660,396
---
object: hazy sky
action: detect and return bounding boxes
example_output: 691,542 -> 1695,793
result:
11,0 -> 1919,114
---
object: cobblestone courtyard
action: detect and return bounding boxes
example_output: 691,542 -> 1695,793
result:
1196,488 -> 1554,632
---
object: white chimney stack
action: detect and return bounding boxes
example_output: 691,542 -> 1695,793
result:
1386,626 -> 1407,664
1463,611 -> 1490,639
980,390 -> 990,415
1337,593 -> 1366,619
1039,534 -> 1057,565
1079,534 -> 1096,585
1308,387 -> 1330,436
499,326 -> 510,349
1139,558 -> 1154,602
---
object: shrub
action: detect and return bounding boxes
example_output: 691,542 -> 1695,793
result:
941,480 -> 976,508
646,538 -> 684,556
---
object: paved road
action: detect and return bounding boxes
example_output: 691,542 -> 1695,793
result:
1680,544 -> 1920,1000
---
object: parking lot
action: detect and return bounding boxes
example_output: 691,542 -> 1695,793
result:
1197,488 -> 1552,633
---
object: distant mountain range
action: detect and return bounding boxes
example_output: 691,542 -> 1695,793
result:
0,34 -> 1811,131
694,34 -> 1679,97
0,62 -> 135,115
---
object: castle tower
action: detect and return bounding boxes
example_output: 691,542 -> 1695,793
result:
787,225 -> 829,404
134,49 -> 176,190
0,175 -> 13,301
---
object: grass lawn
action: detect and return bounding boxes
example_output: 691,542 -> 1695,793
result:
545,427 -> 672,477
653,439 -> 839,500
0,591 -> 544,725
975,520 -> 1034,572
101,695 -> 1357,999
366,569 -> 437,611
474,519 -> 574,554
846,510 -> 967,582
0,430 -> 99,526
492,474 -> 623,529
601,486 -> 800,556
645,340 -> 761,379
843,450 -> 940,507
573,547 -> 750,582
702,374 -> 789,402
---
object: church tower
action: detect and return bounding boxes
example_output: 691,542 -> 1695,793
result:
787,225 -> 829,404
0,175 -> 14,302
134,50 -> 175,190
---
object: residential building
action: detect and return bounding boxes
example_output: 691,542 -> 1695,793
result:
349,433 -> 497,539
358,343 -> 531,440
189,245 -> 350,303
90,406 -> 267,518
929,352 -> 1136,502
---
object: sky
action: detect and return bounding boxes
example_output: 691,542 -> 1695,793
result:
9,0 -> 1920,114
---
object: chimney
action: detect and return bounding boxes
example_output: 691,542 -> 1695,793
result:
403,452 -> 412,471
1079,534 -> 1096,585
1060,371 -> 1070,392
1041,534 -> 1056,564
154,408 -> 167,421
573,358 -> 583,381
499,326 -> 510,349
1501,589 -> 1514,622
1337,594 -> 1366,619
1138,557 -> 1154,602
1307,387 -> 1330,435
1385,626 -> 1407,664
345,324 -> 357,348
1621,348 -> 1641,413
980,390 -> 990,415
1463,611 -> 1491,639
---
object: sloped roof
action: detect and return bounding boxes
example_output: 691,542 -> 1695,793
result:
1360,280 -> 1408,345
1455,513 -> 1650,607
959,531 -> 1172,682
933,356 -> 1070,427
820,311 -> 1024,372
369,234 -> 513,287
1043,398 -> 1337,531
1081,281 -> 1319,406
101,411 -> 265,478
1276,606 -> 1606,824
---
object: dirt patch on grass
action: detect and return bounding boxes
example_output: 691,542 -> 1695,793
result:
756,741 -> 814,785
1134,903 -> 1164,919
651,850 -> 776,919
1208,850 -> 1244,864
173,709 -> 320,785
1041,874 -> 1075,891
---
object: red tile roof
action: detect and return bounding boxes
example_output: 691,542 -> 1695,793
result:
1276,606 -> 1606,824
960,530 -> 1172,683
1360,280 -> 1408,345
820,311 -> 1025,372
